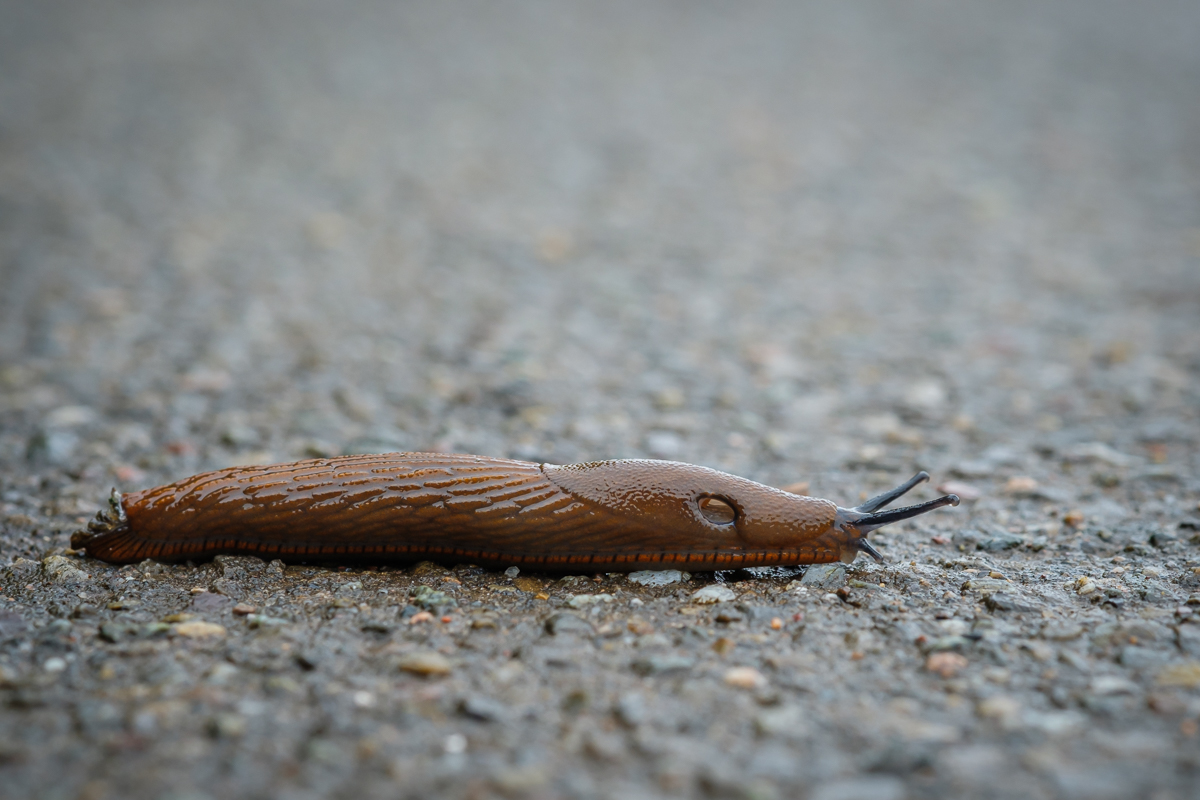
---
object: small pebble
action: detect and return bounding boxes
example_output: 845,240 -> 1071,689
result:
397,651 -> 453,677
173,621 -> 227,639
410,585 -> 457,611
459,695 -> 505,721
409,561 -> 449,577
513,576 -> 545,593
504,566 -> 520,578
613,693 -> 648,727
926,652 -> 968,678
1156,662 -> 1200,689
630,655 -> 694,676
689,585 -> 736,604
1089,676 -> 1138,696
208,713 -> 246,739
191,592 -> 231,612
724,666 -> 767,689
545,613 -> 595,636
42,556 -> 88,585
938,480 -> 981,501
232,604 -> 256,615
1004,476 -> 1039,495
800,564 -> 846,589
567,593 -> 615,608
977,695 -> 1022,726
628,570 -> 688,586
712,637 -> 736,655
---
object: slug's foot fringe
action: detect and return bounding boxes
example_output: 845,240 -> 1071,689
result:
70,489 -> 134,560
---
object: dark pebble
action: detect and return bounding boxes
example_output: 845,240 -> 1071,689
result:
631,656 -> 695,676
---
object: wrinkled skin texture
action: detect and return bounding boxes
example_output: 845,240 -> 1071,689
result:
74,454 -> 845,570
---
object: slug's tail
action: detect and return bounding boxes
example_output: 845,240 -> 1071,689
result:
70,489 -> 142,563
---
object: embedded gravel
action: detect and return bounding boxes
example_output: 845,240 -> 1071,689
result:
2,2 -> 1199,799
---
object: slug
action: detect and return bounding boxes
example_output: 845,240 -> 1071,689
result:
71,453 -> 958,570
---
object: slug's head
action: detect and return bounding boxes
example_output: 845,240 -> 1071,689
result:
542,461 -> 959,567
832,471 -> 960,563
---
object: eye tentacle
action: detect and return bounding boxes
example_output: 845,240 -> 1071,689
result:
854,471 -> 929,513
853,494 -> 960,532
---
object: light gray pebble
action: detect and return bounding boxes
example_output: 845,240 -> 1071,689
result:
567,593 -> 615,609
689,585 -> 736,604
42,556 -> 89,585
979,532 -> 1026,551
628,570 -> 689,586
458,695 -> 506,722
800,564 -> 846,589
614,693 -> 648,727
544,613 -> 595,637
1041,621 -> 1085,641
1177,625 -> 1200,656
753,705 -> 810,739
809,777 -> 906,800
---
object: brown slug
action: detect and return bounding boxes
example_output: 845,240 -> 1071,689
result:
71,453 -> 959,570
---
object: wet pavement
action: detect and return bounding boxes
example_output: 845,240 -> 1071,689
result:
1,1 -> 1199,798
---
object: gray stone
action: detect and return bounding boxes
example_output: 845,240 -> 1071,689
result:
630,656 -> 694,676
566,593 -> 615,609
42,556 -> 89,584
411,585 -> 457,611
753,704 -> 810,739
985,592 -> 1042,612
614,693 -> 648,727
1118,645 -> 1171,669
458,695 -> 506,722
0,611 -> 28,642
1041,621 -> 1085,641
1177,624 -> 1200,656
190,592 -> 231,613
689,584 -> 736,604
26,429 -> 79,465
979,532 -> 1025,551
3,558 -> 39,581
809,777 -> 905,800
544,613 -> 594,637
961,578 -> 1011,593
800,564 -> 846,589
628,570 -> 689,586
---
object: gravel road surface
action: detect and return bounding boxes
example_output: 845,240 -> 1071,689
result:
2,2 -> 1199,799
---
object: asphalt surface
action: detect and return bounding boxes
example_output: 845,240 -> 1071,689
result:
1,1 -> 1199,799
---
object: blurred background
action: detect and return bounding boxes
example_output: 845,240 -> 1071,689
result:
2,4 -> 1200,799
1,0 -> 1197,495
